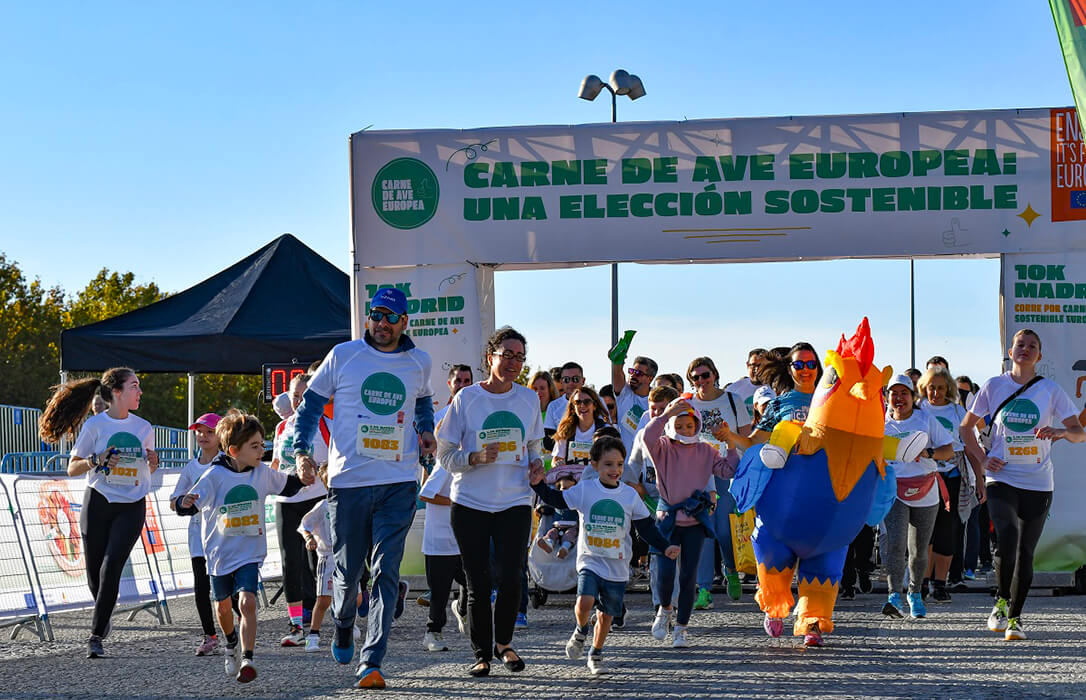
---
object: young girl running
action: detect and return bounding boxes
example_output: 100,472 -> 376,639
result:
177,410 -> 315,683
530,436 -> 678,674
39,367 -> 159,659
169,412 -> 223,656
297,464 -> 333,653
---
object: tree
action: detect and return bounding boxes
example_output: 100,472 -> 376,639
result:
0,254 -> 67,408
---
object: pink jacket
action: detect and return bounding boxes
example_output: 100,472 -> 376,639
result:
644,414 -> 738,526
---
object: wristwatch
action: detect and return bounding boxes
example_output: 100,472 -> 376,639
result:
923,447 -> 935,459
89,453 -> 100,468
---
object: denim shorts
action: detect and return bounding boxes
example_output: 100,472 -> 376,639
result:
211,562 -> 260,601
577,569 -> 626,618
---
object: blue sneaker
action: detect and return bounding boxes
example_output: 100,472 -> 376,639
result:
515,612 -> 528,630
882,592 -> 905,618
907,592 -> 927,619
490,589 -> 497,604
962,569 -> 976,581
331,625 -> 355,665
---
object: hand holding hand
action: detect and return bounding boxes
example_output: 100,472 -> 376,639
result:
664,545 -> 681,560
712,421 -> 731,442
298,459 -> 316,485
297,454 -> 318,478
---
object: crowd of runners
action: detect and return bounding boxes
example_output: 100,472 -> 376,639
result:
35,285 -> 1085,689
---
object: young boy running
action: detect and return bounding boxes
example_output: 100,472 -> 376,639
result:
530,436 -> 678,674
178,410 -> 315,683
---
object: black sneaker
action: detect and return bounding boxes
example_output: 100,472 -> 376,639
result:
612,605 -> 627,629
394,581 -> 409,620
930,586 -> 952,603
87,635 -> 105,659
857,570 -> 872,594
839,587 -> 856,601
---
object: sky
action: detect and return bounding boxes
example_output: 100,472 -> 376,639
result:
0,1 -> 1073,391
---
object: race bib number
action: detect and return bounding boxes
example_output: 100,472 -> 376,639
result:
1004,435 -> 1042,464
104,464 -> 141,487
622,404 -> 645,433
569,440 -> 593,463
584,499 -> 626,559
357,422 -> 406,462
478,427 -> 523,462
219,501 -> 263,537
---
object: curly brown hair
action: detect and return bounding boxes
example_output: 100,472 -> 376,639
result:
39,367 -> 135,443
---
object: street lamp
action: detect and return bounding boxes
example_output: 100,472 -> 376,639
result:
579,69 -> 646,346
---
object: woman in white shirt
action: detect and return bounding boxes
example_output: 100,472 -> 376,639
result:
437,327 -> 544,677
552,387 -> 610,467
39,367 -> 159,659
961,329 -> 1085,640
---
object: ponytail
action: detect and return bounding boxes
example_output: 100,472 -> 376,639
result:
39,367 -> 134,443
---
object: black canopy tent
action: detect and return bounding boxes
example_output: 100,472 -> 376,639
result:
60,234 -> 350,439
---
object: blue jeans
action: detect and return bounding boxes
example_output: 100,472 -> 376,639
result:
328,481 -> 417,670
697,479 -> 737,589
652,524 -> 707,626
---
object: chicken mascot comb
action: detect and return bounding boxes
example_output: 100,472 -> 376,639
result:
729,318 -> 926,643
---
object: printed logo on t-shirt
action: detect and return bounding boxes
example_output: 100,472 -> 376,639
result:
105,432 -> 143,485
585,498 -> 625,559
219,484 -> 263,536
936,416 -> 955,433
622,404 -> 645,432
744,395 -> 754,412
479,411 -> 526,461
279,432 -> 298,471
1000,399 -> 1040,433
361,372 -> 407,416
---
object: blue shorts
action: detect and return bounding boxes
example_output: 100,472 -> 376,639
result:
576,569 -> 626,618
211,562 -> 260,601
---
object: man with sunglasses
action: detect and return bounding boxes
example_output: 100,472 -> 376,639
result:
611,340 -> 658,452
291,286 -> 436,690
728,349 -> 772,418
543,362 -> 586,435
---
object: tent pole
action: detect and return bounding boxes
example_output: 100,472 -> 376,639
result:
187,372 -> 196,456
57,370 -> 69,454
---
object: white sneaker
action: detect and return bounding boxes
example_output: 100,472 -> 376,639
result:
587,652 -> 603,675
236,656 -> 257,683
651,608 -> 672,641
987,597 -> 1010,632
1004,617 -> 1027,641
423,631 -> 448,652
671,625 -> 689,648
280,624 -> 305,647
452,603 -> 468,636
304,633 -> 320,653
565,630 -> 586,659
224,647 -> 238,677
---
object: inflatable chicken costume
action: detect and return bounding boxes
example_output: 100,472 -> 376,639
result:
730,318 -> 925,645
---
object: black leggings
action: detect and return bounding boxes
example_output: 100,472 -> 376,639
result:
80,487 -> 146,638
191,557 -> 217,636
425,554 -> 466,633
841,524 -> 875,590
986,481 -> 1052,618
276,498 -> 322,609
450,503 -> 531,662
930,474 -> 962,557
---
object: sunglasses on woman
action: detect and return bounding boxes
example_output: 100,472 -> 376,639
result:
791,360 -> 818,370
690,371 -> 712,382
573,398 -> 594,407
369,310 -> 402,324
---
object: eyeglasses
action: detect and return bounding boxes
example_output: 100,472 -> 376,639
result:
492,351 -> 527,364
627,368 -> 652,378
690,371 -> 712,382
791,360 -> 818,370
369,310 -> 402,325
560,376 -> 583,384
574,398 -> 594,406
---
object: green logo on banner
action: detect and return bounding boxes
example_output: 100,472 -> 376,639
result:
106,432 -> 143,463
1001,399 -> 1040,433
361,372 -> 407,415
372,158 -> 439,229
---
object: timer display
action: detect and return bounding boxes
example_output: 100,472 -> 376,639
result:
262,363 -> 310,402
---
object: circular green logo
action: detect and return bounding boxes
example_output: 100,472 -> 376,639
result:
936,416 -> 955,432
106,432 -> 144,463
371,158 -> 439,229
481,410 -> 525,435
361,372 -> 407,416
1001,399 -> 1040,433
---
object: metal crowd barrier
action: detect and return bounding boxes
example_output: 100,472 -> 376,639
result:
0,479 -> 52,641
0,452 -> 60,474
0,405 -> 48,456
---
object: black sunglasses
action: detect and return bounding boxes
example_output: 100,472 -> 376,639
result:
690,371 -> 712,382
369,310 -> 402,324
791,360 -> 818,370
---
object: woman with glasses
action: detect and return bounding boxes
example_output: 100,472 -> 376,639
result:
552,387 -> 611,469
437,326 -> 544,677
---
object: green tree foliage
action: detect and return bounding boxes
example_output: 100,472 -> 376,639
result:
0,254 -> 66,408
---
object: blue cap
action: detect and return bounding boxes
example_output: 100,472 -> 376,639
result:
371,287 -> 407,315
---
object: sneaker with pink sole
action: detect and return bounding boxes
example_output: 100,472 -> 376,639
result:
803,622 -> 823,647
195,634 -> 220,656
763,614 -> 784,638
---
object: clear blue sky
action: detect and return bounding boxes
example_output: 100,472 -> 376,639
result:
0,2 -> 1072,387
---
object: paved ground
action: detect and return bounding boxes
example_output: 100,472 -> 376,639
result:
1,581 -> 1083,699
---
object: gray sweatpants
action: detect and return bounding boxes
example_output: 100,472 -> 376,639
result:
884,499 -> 939,594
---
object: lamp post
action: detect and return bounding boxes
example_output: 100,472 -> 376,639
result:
578,70 -> 646,346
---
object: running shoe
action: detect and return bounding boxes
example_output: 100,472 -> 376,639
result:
987,597 -> 1010,632
280,623 -> 306,647
857,570 -> 873,594
236,657 -> 257,683
907,592 -> 926,619
726,572 -> 742,601
612,605 -> 627,629
671,625 -> 689,648
882,592 -> 905,618
1004,617 -> 1027,641
587,651 -> 603,675
930,586 -> 952,603
693,587 -> 713,610
423,631 -> 447,652
304,633 -> 321,653
86,635 -> 105,659
394,581 -> 409,620
452,602 -> 468,636
565,629 -> 586,659
839,586 -> 856,601
803,622 -> 823,647
416,590 -> 431,607
357,666 -> 386,690
962,569 -> 976,581
536,536 -> 554,554
195,634 -> 219,656
515,612 -> 528,629
763,614 -> 784,638
224,646 -> 238,677
332,625 -> 355,665
651,608 -> 672,641
949,579 -> 969,592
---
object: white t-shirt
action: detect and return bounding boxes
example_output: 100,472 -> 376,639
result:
438,383 -> 544,512
543,395 -> 569,432
690,390 -> 751,454
70,412 -> 155,503
552,424 -> 597,465
970,374 -> 1078,491
188,461 -> 288,576
885,410 -> 955,507
615,386 -> 649,451
419,466 -> 459,556
562,478 -> 650,582
272,413 -> 329,503
298,499 -> 333,557
169,455 -> 216,557
921,402 -> 967,456
728,376 -> 760,417
307,338 -> 433,488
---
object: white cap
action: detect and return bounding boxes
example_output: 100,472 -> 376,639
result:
888,373 -> 915,391
273,391 -> 294,419
753,385 -> 776,407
